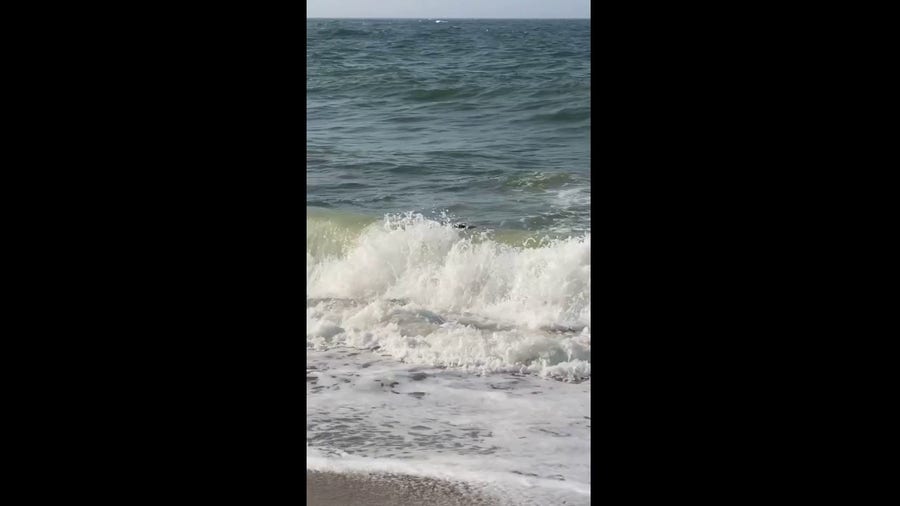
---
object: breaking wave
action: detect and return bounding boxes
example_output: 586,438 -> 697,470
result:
307,208 -> 591,381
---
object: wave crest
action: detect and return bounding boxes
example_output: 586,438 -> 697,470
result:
307,211 -> 591,380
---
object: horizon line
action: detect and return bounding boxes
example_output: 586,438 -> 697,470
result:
306,17 -> 590,20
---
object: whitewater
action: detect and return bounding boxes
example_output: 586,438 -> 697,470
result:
308,208 -> 590,380
307,208 -> 591,505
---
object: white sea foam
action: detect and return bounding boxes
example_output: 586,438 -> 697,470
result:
555,185 -> 591,209
307,211 -> 591,380
307,348 -> 591,505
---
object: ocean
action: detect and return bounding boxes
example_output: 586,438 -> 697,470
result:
307,18 -> 590,505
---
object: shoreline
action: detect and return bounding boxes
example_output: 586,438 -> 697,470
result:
307,470 -> 499,506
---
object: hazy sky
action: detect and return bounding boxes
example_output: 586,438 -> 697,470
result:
307,0 -> 590,19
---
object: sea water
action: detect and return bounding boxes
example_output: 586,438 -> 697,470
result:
307,18 -> 590,505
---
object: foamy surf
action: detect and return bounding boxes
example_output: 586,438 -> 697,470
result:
307,209 -> 591,381
307,209 -> 591,502
307,347 -> 591,506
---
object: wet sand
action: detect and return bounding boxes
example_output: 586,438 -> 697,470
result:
306,470 -> 499,506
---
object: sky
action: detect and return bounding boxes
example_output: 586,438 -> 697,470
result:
306,0 -> 590,19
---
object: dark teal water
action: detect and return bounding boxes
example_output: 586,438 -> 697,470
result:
307,18 -> 590,236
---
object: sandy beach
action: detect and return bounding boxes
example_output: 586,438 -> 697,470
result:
307,471 -> 499,506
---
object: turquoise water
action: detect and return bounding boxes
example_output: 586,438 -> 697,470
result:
307,18 -> 590,235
